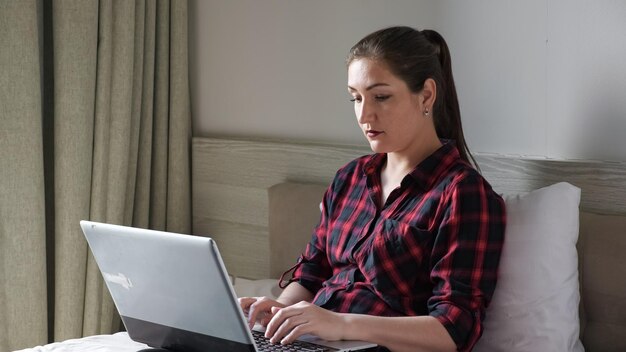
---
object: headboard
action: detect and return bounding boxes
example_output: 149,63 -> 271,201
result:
191,136 -> 626,279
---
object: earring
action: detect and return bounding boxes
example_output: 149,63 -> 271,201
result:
424,108 -> 430,116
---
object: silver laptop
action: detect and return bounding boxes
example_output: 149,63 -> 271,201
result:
80,221 -> 377,352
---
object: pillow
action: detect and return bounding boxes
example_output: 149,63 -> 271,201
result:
474,182 -> 584,352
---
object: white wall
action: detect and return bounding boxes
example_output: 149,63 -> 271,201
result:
190,0 -> 626,161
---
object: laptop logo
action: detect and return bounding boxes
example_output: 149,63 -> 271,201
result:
103,272 -> 134,290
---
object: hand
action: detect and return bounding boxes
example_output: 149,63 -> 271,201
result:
264,301 -> 346,345
238,296 -> 287,329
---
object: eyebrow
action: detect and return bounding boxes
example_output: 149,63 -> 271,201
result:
347,83 -> 390,91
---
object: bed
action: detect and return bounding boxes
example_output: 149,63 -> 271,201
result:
19,136 -> 626,351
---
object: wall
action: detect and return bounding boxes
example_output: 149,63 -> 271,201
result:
190,0 -> 626,161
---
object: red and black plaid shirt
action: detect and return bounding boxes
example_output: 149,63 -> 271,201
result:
284,141 -> 506,351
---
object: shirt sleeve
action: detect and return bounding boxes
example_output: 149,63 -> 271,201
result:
284,188 -> 333,294
427,173 -> 506,352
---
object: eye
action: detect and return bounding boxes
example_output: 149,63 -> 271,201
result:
375,95 -> 391,102
349,96 -> 362,103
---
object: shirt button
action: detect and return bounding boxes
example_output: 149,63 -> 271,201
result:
345,280 -> 353,291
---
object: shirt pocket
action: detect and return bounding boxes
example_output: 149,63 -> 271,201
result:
359,219 -> 433,313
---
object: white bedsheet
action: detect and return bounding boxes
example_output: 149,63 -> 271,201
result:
232,278 -> 280,299
14,332 -> 147,352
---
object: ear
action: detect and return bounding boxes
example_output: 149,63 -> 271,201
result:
420,78 -> 437,111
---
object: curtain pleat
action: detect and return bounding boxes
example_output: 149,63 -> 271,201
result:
0,1 -> 48,350
134,0 -> 157,229
1,0 -> 191,349
83,0 -> 113,338
150,0 -> 171,231
105,0 -> 135,224
124,0 -> 146,226
51,0 -> 99,341
167,0 -> 192,234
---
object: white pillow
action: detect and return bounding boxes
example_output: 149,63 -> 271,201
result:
474,182 -> 584,352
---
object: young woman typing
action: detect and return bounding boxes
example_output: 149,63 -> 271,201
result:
239,26 -> 506,352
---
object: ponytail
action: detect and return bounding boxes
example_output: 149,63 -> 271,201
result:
347,26 -> 479,171
421,29 -> 478,170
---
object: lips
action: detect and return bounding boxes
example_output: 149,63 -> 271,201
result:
366,130 -> 383,138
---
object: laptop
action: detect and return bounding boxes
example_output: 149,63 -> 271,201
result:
80,220 -> 378,352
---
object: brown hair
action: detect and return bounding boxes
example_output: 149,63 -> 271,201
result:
347,26 -> 478,169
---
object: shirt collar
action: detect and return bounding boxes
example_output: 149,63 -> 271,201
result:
362,139 -> 463,191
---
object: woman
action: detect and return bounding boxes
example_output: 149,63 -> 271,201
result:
240,26 -> 506,352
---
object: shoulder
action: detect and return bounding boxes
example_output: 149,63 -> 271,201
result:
441,161 -> 503,205
435,161 -> 507,235
323,154 -> 374,203
332,154 -> 374,183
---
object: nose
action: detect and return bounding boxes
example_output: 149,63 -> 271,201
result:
356,99 -> 375,124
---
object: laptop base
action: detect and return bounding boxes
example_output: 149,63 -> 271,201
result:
124,315 -> 255,352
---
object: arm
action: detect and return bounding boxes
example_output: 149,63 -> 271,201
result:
276,281 -> 314,305
344,314 -> 455,352
427,174 -> 506,350
266,304 -> 455,352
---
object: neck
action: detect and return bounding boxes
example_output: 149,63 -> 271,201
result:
385,137 -> 442,178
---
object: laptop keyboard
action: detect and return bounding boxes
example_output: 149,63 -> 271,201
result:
252,330 -> 334,352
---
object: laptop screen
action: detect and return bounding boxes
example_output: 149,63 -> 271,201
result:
80,221 -> 255,351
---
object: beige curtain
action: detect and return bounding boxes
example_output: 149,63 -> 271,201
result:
0,0 -> 191,350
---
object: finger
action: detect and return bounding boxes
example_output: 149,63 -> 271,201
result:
246,299 -> 266,328
270,316 -> 307,344
247,298 -> 275,329
280,323 -> 310,345
265,306 -> 303,340
260,306 -> 282,326
238,297 -> 256,312
260,305 -> 286,326
260,313 -> 275,327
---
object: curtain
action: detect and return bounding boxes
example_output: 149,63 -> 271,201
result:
0,0 -> 191,350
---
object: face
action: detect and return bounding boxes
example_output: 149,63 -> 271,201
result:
347,58 -> 436,155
